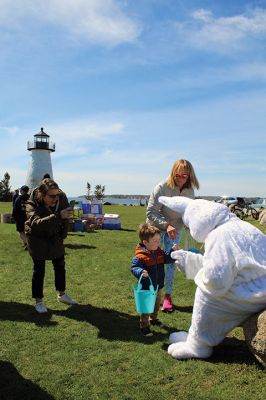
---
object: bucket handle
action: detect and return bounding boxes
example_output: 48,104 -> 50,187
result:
137,273 -> 155,292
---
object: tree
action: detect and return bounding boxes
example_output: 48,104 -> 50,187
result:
0,172 -> 13,201
86,182 -> 93,200
94,184 -> 105,200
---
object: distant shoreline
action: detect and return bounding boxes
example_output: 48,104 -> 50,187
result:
76,194 -> 150,200
74,195 -> 260,202
76,195 -> 220,201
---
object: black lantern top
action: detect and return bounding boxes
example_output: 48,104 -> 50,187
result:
27,127 -> 55,152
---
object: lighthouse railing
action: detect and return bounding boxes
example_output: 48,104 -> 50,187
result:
27,141 -> 56,151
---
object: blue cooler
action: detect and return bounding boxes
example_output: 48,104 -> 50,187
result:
102,214 -> 121,230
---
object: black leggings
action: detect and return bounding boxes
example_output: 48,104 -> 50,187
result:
32,256 -> 66,299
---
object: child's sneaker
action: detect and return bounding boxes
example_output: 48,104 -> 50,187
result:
150,319 -> 163,326
161,294 -> 174,312
141,327 -> 153,337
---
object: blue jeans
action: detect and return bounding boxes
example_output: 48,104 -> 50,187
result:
161,229 -> 182,295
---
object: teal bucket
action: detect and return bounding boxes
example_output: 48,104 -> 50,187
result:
188,247 -> 203,254
132,274 -> 158,314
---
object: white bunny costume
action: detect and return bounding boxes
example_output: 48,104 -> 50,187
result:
159,196 -> 266,360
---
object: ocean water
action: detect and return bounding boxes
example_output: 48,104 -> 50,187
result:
68,196 -> 148,206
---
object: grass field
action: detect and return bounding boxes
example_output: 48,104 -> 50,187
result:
0,202 -> 265,400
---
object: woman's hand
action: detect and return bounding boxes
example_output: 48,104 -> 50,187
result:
166,224 -> 176,240
172,243 -> 180,251
60,208 -> 73,219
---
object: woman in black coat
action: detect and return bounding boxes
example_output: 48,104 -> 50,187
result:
25,179 -> 77,313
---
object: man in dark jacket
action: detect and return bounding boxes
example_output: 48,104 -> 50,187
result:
12,189 -> 20,208
12,185 -> 30,249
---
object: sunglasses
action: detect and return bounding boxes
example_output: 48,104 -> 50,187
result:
175,173 -> 189,179
46,193 -> 59,199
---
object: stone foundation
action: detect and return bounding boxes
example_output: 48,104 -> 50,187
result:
243,309 -> 266,368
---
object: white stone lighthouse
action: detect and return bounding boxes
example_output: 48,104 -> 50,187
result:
26,127 -> 55,189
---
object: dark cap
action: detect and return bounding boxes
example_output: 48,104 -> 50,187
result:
20,185 -> 29,193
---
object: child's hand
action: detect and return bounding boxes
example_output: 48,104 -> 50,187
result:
142,270 -> 149,277
172,244 -> 180,251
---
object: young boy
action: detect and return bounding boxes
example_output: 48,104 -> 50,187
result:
130,223 -> 178,337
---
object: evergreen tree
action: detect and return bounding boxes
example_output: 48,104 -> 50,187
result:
0,172 -> 13,201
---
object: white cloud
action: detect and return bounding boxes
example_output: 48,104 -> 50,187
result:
1,90 -> 265,197
51,119 -> 125,140
0,0 -> 142,46
96,148 -> 171,166
0,125 -> 20,137
0,117 -> 126,164
200,176 -> 265,198
48,118 -> 125,157
191,9 -> 213,23
176,7 -> 266,53
54,168 -> 164,196
162,62 -> 266,91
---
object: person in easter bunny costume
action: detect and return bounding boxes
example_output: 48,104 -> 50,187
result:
158,196 -> 266,360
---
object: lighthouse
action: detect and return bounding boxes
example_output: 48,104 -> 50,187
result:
26,128 -> 55,189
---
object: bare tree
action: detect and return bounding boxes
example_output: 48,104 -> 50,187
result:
86,182 -> 93,200
94,184 -> 105,200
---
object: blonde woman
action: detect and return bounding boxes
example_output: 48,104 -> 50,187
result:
146,159 -> 199,311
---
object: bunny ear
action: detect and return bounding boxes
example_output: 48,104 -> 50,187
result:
158,196 -> 192,214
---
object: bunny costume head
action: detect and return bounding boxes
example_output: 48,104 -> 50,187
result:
159,196 -> 234,243
158,196 -> 266,360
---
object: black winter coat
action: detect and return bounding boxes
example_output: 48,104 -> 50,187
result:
12,194 -> 30,232
25,192 -> 69,260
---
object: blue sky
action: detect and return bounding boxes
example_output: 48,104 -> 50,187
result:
0,0 -> 266,197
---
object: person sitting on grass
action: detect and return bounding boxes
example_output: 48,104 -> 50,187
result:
130,223 -> 178,337
25,179 -> 77,314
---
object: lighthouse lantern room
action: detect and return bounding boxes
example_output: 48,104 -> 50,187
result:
26,128 -> 55,189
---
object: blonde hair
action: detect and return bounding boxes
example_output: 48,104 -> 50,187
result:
138,223 -> 160,242
166,159 -> 199,190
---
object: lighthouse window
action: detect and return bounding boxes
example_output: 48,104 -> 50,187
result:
36,138 -> 48,143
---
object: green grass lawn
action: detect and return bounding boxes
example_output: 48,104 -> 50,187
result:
0,202 -> 265,400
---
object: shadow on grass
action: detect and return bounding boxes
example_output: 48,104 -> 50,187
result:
53,304 -> 173,343
0,301 -> 57,327
0,360 -> 55,400
65,244 -> 97,250
211,337 -> 258,366
66,233 -> 86,237
173,305 -> 193,313
161,335 -> 257,366
120,228 -> 136,232
0,301 -> 173,343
